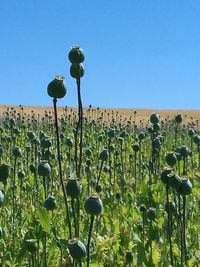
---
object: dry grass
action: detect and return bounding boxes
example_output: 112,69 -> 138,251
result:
0,104 -> 200,126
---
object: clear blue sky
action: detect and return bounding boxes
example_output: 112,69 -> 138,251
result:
0,0 -> 200,109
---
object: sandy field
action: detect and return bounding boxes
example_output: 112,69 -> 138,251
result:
0,104 -> 200,126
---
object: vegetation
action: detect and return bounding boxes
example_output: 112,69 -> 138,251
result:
0,46 -> 199,266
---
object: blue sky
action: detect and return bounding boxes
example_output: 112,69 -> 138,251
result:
0,0 -> 200,109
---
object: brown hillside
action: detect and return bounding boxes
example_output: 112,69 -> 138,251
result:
0,104 -> 200,126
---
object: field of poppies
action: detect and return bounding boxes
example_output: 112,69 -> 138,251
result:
0,46 -> 199,267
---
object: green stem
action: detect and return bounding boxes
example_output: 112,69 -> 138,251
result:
183,195 -> 187,264
71,198 -> 78,237
166,184 -> 174,266
53,98 -> 72,239
87,216 -> 95,267
96,160 -> 104,190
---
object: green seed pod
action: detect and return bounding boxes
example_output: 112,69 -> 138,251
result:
47,75 -> 66,99
165,152 -> 177,167
0,190 -> 4,207
188,128 -> 195,137
152,137 -> 162,149
70,64 -> 84,79
137,223 -> 143,232
41,138 -> 52,149
38,161 -> 51,177
0,163 -> 9,184
25,239 -> 38,253
96,184 -> 102,193
139,204 -> 147,213
99,149 -> 109,161
9,118 -> 15,126
148,126 -> 154,134
193,134 -> 200,145
150,113 -> 160,124
17,170 -> 25,179
160,167 -> 173,184
68,46 -> 85,64
12,147 -> 22,158
66,177 -> 81,199
120,131 -> 126,138
168,173 -> 182,191
153,123 -> 161,132
27,131 -> 35,141
85,148 -> 92,157
68,238 -> 86,260
125,251 -> 133,263
66,138 -> 73,148
85,193 -> 103,216
107,128 -> 115,139
178,178 -> 192,196
180,146 -> 190,158
132,143 -> 140,152
147,208 -> 156,221
175,114 -> 182,124
29,164 -> 36,174
164,201 -> 176,215
138,132 -> 145,141
44,196 -> 56,210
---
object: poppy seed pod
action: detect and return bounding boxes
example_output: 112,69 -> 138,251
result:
99,149 -> 109,161
168,173 -> 182,192
66,177 -> 81,199
180,146 -> 191,158
175,114 -> 182,124
0,163 -> 9,184
25,239 -> 38,253
164,201 -> 176,215
37,161 -> 51,177
29,164 -> 36,174
188,129 -> 195,137
107,128 -> 115,139
152,137 -> 162,150
44,196 -> 56,210
125,251 -> 133,263
85,148 -> 92,157
17,170 -> 25,179
68,46 -> 85,64
27,131 -> 35,141
66,138 -> 73,148
41,138 -> 52,149
70,64 -> 84,79
47,75 -> 66,99
160,167 -> 173,184
85,193 -> 103,216
153,122 -> 161,132
68,238 -> 86,260
178,178 -> 192,196
138,132 -> 145,141
12,147 -> 22,158
139,204 -> 147,213
132,143 -> 140,152
147,208 -> 156,221
150,113 -> 160,124
165,152 -> 177,167
193,135 -> 200,145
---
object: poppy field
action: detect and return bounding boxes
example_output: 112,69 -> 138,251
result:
0,47 -> 200,267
